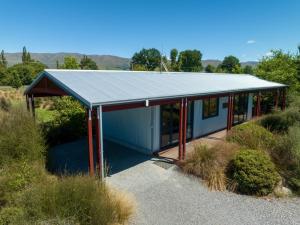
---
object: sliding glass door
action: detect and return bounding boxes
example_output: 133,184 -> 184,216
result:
233,93 -> 248,124
160,102 -> 194,149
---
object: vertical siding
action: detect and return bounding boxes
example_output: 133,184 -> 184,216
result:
193,97 -> 228,138
103,106 -> 159,154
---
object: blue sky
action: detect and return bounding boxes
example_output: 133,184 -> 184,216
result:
1,0 -> 299,61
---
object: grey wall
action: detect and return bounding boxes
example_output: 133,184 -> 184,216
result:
103,106 -> 160,154
247,93 -> 253,120
193,97 -> 229,138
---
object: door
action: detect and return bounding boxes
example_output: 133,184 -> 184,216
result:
233,93 -> 248,124
160,102 -> 194,149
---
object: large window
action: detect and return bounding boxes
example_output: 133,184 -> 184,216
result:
202,97 -> 219,119
234,93 -> 248,124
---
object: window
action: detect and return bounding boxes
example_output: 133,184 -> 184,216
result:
202,97 -> 219,119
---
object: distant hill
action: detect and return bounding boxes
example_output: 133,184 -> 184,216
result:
202,59 -> 258,68
4,52 -> 258,70
5,53 -> 130,70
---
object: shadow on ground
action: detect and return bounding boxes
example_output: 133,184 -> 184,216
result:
47,138 -> 152,176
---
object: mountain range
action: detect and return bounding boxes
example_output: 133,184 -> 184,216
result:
4,52 -> 258,70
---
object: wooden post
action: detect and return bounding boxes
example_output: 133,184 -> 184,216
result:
25,94 -> 30,111
31,94 -> 35,118
274,89 -> 279,110
95,106 -> 104,178
87,108 -> 94,176
178,99 -> 184,160
281,89 -> 286,111
227,95 -> 233,131
256,92 -> 261,117
182,98 -> 188,160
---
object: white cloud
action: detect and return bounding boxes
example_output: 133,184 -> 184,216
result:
247,40 -> 256,44
265,51 -> 273,57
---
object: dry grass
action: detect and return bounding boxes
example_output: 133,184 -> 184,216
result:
180,142 -> 239,191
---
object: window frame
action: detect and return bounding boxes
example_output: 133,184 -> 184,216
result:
202,97 -> 219,119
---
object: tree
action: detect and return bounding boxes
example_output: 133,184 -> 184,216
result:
221,55 -> 241,73
9,70 -> 22,88
205,64 -> 215,73
0,50 -> 7,68
178,50 -> 203,72
170,49 -> 179,71
255,50 -> 299,92
6,61 -> 46,86
61,56 -> 80,69
243,65 -> 254,74
22,46 -> 32,64
131,48 -> 161,71
80,56 -> 98,70
56,60 -> 60,69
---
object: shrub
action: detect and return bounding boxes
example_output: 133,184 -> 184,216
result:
42,97 -> 86,146
230,149 -> 280,196
227,122 -> 275,151
19,176 -> 135,225
258,108 -> 300,133
0,105 -> 45,167
181,143 -> 239,191
272,125 -> 300,194
0,97 -> 11,111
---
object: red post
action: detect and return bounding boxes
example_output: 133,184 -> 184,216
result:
281,89 -> 286,111
178,99 -> 183,160
256,92 -> 261,117
25,94 -> 30,111
182,98 -> 188,160
274,89 -> 279,110
95,108 -> 102,177
31,94 -> 35,118
87,109 -> 94,176
227,95 -> 233,131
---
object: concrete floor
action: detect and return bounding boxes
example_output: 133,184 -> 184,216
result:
47,138 -> 151,176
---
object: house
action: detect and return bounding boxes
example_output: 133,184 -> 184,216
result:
24,69 -> 287,177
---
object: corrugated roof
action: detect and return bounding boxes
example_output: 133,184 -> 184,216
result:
25,69 -> 286,108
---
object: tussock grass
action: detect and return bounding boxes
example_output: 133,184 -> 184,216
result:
181,142 -> 239,191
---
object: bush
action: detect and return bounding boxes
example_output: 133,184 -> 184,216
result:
227,122 -> 275,151
0,105 -> 45,167
230,149 -> 280,196
181,143 -> 239,191
43,97 -> 86,146
258,108 -> 300,133
272,125 -> 300,194
19,176 -> 135,225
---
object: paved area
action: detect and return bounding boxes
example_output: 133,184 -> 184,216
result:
107,160 -> 300,225
159,130 -> 227,160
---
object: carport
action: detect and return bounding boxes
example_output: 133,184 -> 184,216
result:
24,69 -> 287,178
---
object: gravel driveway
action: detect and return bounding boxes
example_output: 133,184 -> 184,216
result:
107,158 -> 300,225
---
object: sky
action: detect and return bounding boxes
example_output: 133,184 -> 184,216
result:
0,0 -> 299,61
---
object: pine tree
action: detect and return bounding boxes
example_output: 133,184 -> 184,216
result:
22,46 -> 32,63
22,46 -> 27,63
0,50 -> 7,68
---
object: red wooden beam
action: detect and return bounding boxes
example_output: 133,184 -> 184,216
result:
87,109 -> 94,176
182,98 -> 188,160
31,94 -> 35,118
256,92 -> 261,117
274,89 -> 279,110
281,88 -> 286,111
227,95 -> 232,131
178,98 -> 184,160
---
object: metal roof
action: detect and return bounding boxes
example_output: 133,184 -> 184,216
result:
25,69 -> 286,108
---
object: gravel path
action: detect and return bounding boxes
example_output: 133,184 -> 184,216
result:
107,159 -> 300,225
